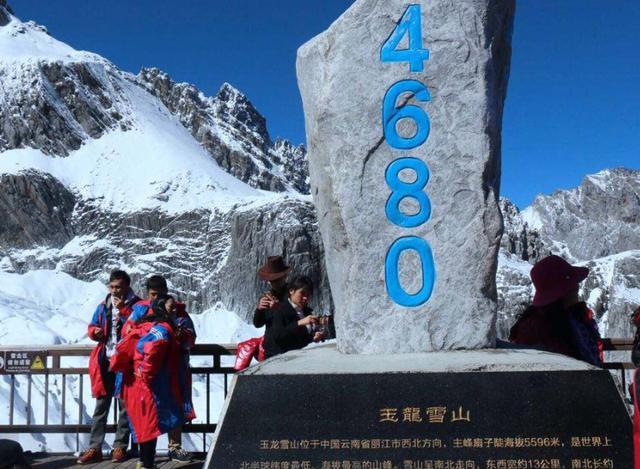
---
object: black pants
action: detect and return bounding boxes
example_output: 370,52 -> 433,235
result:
139,439 -> 157,468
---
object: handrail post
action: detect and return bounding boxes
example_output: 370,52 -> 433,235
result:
26,375 -> 32,426
9,375 -> 15,425
44,373 -> 49,425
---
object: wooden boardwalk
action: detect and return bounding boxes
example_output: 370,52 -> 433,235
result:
30,453 -> 205,468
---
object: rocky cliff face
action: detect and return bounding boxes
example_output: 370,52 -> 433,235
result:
497,169 -> 640,340
0,4 -> 323,318
521,168 -> 640,261
138,68 -> 309,194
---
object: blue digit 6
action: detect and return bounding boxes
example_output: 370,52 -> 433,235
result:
385,157 -> 431,228
385,236 -> 436,307
382,80 -> 431,150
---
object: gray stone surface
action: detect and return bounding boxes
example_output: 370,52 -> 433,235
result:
499,197 -> 547,263
243,342 -> 597,375
218,197 -> 333,320
0,184 -> 332,317
297,0 -> 515,353
0,171 -> 75,249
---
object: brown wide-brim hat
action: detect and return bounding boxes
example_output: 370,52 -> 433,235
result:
531,255 -> 589,307
257,255 -> 291,281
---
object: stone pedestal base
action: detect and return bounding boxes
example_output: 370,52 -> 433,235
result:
205,344 -> 632,468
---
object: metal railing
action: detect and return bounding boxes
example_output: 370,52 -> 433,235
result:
0,343 -> 237,453
600,338 -> 634,393
0,339 -> 635,453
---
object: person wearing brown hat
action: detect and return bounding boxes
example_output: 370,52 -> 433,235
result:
509,255 -> 603,366
253,256 -> 291,328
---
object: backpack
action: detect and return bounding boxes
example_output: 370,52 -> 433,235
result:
234,337 -> 265,371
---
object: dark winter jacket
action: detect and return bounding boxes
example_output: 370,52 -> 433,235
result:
263,300 -> 314,359
509,301 -> 603,367
252,286 -> 288,328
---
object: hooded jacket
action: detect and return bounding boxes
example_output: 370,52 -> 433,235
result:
114,320 -> 184,443
124,299 -> 196,420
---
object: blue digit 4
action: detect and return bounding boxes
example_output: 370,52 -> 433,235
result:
380,4 -> 429,72
382,80 -> 431,150
385,157 -> 431,228
385,236 -> 436,307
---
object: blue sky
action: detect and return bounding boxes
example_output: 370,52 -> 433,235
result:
12,0 -> 640,208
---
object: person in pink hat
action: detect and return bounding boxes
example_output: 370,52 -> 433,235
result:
509,255 -> 603,366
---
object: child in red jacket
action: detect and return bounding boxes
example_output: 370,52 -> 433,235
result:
123,275 -> 195,462
112,295 -> 184,469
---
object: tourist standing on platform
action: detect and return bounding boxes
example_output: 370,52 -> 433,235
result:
113,295 -> 184,469
234,256 -> 292,370
125,275 -> 195,463
509,255 -> 603,366
253,255 -> 291,328
77,270 -> 140,465
263,276 -> 326,359
630,306 -> 640,469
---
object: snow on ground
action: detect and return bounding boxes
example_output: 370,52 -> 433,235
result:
0,270 -> 262,452
0,270 -> 104,345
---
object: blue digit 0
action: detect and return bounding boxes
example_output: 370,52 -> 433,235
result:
382,80 -> 431,150
385,236 -> 436,307
385,157 -> 431,228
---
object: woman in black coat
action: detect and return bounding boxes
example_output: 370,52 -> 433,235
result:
263,276 -> 325,359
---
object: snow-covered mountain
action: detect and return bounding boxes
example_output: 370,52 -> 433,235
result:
0,1 -> 327,324
0,0 -> 324,451
498,168 -> 640,340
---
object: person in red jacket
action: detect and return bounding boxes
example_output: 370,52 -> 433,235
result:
125,275 -> 195,463
509,255 -> 603,367
77,270 -> 140,465
630,306 -> 640,469
114,294 -> 184,469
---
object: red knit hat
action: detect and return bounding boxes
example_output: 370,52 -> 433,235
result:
530,255 -> 589,307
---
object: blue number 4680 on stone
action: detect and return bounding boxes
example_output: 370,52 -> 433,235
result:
381,4 -> 436,308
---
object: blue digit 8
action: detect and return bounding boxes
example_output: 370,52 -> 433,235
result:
385,157 -> 431,228
385,236 -> 436,307
382,79 -> 431,150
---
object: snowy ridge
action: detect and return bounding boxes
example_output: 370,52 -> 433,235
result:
137,68 -> 310,194
518,168 -> 640,261
0,7 -> 99,63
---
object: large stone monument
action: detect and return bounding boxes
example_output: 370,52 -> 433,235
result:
297,0 -> 514,354
206,1 -> 633,467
